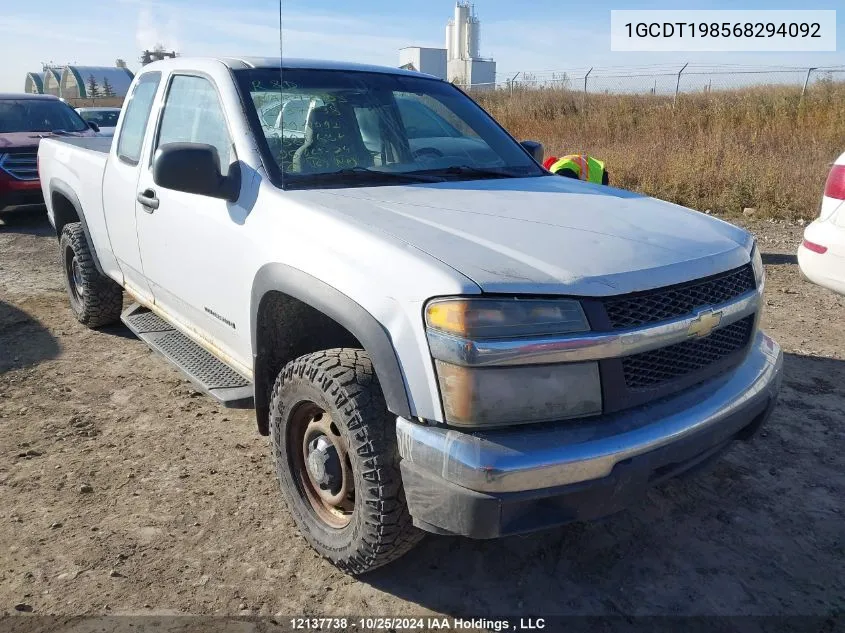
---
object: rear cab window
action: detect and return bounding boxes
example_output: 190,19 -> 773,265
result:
395,96 -> 462,139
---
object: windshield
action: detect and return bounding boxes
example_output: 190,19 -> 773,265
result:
78,109 -> 120,128
0,99 -> 89,133
235,68 -> 545,189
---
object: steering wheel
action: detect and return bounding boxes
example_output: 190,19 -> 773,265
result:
412,147 -> 444,161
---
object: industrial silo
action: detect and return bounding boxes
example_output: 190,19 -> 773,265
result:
467,12 -> 480,59
454,2 -> 469,59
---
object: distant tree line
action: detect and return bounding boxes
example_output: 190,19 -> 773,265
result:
85,74 -> 116,99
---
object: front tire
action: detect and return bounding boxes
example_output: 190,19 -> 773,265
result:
269,348 -> 422,574
60,222 -> 122,328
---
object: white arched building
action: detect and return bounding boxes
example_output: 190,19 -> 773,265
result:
42,68 -> 62,96
59,66 -> 134,99
24,72 -> 46,94
23,65 -> 134,98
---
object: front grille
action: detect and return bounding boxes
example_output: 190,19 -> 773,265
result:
0,151 -> 39,181
603,265 -> 756,330
622,315 -> 754,389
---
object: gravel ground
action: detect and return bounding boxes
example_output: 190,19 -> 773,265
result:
0,208 -> 843,620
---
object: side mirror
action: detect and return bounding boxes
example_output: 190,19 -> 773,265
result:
153,142 -> 239,202
520,140 -> 544,163
87,121 -> 100,133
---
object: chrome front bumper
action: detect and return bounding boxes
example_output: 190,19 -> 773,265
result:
397,331 -> 782,535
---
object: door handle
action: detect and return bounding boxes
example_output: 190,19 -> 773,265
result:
137,189 -> 159,212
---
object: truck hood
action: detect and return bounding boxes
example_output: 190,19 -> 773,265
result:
306,176 -> 752,296
0,130 -> 95,150
0,132 -> 48,150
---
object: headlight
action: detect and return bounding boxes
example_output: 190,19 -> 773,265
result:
425,298 -> 589,339
425,297 -> 600,427
751,241 -> 765,288
434,360 -> 601,427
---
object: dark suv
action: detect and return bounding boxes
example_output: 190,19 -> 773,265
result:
0,93 -> 96,211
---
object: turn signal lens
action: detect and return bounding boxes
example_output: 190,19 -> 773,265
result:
751,242 -> 765,287
425,298 -> 589,339
802,239 -> 828,254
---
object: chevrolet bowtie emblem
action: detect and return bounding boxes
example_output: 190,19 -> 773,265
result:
688,309 -> 723,338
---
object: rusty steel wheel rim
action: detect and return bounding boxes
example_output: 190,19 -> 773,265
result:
289,401 -> 354,529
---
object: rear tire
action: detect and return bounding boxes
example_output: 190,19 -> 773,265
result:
60,222 -> 122,328
269,348 -> 422,575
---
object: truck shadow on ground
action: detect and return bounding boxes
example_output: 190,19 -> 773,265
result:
762,253 -> 798,266
0,206 -> 54,237
364,351 -> 845,616
0,300 -> 61,373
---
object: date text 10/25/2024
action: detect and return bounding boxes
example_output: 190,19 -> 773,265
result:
289,617 -> 547,631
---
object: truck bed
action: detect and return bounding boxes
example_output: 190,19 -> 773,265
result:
38,135 -> 118,280
51,135 -> 113,153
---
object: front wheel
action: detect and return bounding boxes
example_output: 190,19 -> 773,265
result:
269,348 -> 422,574
60,222 -> 122,328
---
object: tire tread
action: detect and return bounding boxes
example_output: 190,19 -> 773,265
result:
60,223 -> 122,328
269,348 -> 422,575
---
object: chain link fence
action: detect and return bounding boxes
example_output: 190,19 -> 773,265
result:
460,64 -> 845,99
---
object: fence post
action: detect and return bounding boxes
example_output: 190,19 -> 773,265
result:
509,71 -> 520,96
801,67 -> 816,101
583,67 -> 592,110
673,62 -> 688,108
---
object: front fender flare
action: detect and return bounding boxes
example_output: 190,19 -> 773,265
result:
250,263 -> 412,423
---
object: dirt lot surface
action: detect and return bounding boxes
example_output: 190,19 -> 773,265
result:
1,208 -> 843,620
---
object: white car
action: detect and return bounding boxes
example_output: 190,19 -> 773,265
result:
75,107 -> 121,137
798,151 -> 845,294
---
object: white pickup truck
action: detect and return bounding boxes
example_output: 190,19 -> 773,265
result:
38,56 -> 783,574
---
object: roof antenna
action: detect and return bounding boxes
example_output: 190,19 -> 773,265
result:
278,0 -> 285,188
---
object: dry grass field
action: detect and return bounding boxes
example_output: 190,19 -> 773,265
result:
475,83 -> 845,220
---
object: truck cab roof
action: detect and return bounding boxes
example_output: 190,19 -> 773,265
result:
0,93 -> 62,101
139,56 -> 440,80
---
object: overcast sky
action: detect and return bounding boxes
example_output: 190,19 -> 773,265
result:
2,0 -> 843,92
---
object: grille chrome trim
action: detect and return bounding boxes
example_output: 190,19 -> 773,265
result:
0,151 -> 39,181
426,288 -> 760,367
604,264 -> 756,329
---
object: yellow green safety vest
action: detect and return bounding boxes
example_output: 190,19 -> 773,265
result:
549,154 -> 606,184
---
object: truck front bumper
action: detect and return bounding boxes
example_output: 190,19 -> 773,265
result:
0,173 -> 43,212
397,331 -> 783,538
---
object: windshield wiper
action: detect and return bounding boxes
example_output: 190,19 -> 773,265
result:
286,166 -> 444,187
411,165 -> 525,180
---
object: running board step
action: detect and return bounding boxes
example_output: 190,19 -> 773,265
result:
121,303 -> 253,409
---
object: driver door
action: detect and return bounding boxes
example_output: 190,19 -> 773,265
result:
134,72 -> 250,369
